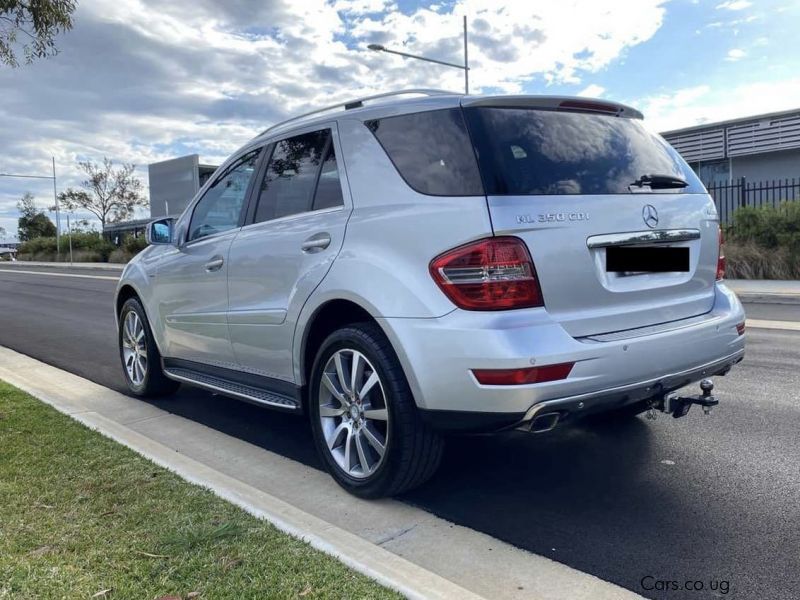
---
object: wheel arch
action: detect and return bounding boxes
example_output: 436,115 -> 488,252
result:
298,298 -> 376,387
295,296 -> 427,411
115,282 -> 166,356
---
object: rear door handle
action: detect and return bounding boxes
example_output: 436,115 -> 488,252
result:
301,233 -> 331,253
204,256 -> 224,271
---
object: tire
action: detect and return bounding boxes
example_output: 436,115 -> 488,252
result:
308,322 -> 444,498
118,297 -> 180,397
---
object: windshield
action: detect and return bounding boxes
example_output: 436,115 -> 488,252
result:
463,107 -> 705,195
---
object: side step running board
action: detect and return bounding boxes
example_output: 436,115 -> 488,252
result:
163,367 -> 300,411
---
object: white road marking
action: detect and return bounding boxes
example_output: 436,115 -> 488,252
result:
747,319 -> 800,332
0,269 -> 119,281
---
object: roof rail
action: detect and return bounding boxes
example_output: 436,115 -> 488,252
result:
259,88 -> 459,137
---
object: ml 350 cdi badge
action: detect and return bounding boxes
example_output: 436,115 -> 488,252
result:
116,90 -> 745,498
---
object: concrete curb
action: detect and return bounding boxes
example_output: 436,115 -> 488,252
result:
736,293 -> 800,305
3,261 -> 124,271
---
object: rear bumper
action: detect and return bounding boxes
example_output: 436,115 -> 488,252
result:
378,283 -> 745,430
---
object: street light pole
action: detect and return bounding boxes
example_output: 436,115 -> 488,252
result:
463,15 -> 469,95
0,162 -> 61,257
368,16 -> 470,94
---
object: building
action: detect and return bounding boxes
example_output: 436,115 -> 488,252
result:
103,218 -> 150,246
148,154 -> 218,219
102,154 -> 218,244
661,108 -> 800,186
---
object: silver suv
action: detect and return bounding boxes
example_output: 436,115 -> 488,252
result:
115,90 -> 745,498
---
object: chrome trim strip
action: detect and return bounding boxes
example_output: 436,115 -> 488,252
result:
579,312 -> 721,343
163,369 -> 300,411
519,348 -> 745,423
586,229 -> 701,248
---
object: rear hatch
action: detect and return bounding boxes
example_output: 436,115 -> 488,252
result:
462,99 -> 720,338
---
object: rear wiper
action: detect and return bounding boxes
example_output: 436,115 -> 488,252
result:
629,174 -> 689,190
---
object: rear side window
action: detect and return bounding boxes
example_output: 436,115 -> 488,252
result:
463,107 -> 705,195
366,108 -> 484,196
312,144 -> 344,211
254,130 -> 329,223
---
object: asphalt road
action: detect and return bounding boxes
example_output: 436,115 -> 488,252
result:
1,265 -> 799,600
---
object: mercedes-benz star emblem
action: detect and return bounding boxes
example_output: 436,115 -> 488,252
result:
642,204 -> 659,228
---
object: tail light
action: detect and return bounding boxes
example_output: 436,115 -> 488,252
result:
473,362 -> 574,386
716,228 -> 726,281
429,237 -> 544,310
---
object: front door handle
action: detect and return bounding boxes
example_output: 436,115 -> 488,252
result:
301,233 -> 331,253
204,256 -> 224,272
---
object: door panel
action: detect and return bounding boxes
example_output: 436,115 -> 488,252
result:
155,232 -> 238,364
227,125 -> 350,382
154,147 -> 262,366
227,209 -> 348,380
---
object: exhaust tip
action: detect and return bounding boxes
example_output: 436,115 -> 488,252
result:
530,412 -> 560,433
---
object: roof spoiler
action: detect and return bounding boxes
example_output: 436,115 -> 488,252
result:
461,95 -> 644,119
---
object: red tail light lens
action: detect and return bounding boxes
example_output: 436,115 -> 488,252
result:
736,322 -> 746,336
473,362 -> 574,386
429,237 -> 544,310
716,228 -> 726,281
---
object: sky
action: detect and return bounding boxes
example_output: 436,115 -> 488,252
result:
1,0 -> 799,241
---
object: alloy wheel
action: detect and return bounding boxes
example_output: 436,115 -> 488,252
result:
318,348 -> 389,479
121,310 -> 147,386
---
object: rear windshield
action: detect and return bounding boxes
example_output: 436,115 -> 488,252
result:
463,107 -> 705,195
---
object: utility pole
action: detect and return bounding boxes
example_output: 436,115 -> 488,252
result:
52,157 -> 60,260
66,214 -> 73,265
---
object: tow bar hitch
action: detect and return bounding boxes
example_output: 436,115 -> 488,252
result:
647,379 -> 718,420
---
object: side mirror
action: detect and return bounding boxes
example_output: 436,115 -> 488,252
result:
146,218 -> 175,245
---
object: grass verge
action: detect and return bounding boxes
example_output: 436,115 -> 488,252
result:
0,381 -> 398,600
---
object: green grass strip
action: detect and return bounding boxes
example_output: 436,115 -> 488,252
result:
0,381 -> 398,599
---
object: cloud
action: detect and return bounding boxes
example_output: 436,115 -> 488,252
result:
577,84 -> 606,97
725,48 -> 747,61
716,0 -> 752,10
636,79 -> 800,132
0,0 -> 670,237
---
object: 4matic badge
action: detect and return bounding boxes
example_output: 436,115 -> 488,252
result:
516,212 -> 590,224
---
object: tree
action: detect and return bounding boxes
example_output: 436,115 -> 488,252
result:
0,0 -> 76,67
17,192 -> 57,241
0,226 -> 6,239
57,158 -> 147,230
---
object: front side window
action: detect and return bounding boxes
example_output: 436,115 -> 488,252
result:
254,130 -> 330,223
366,108 -> 484,196
463,107 -> 705,195
188,149 -> 260,241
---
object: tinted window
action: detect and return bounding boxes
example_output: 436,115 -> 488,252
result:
312,144 -> 344,210
254,130 -> 329,223
188,149 -> 260,241
367,108 -> 484,196
464,107 -> 704,195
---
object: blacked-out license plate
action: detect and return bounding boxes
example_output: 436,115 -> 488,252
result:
606,246 -> 689,273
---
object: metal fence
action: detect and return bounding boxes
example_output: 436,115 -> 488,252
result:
706,177 -> 800,225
